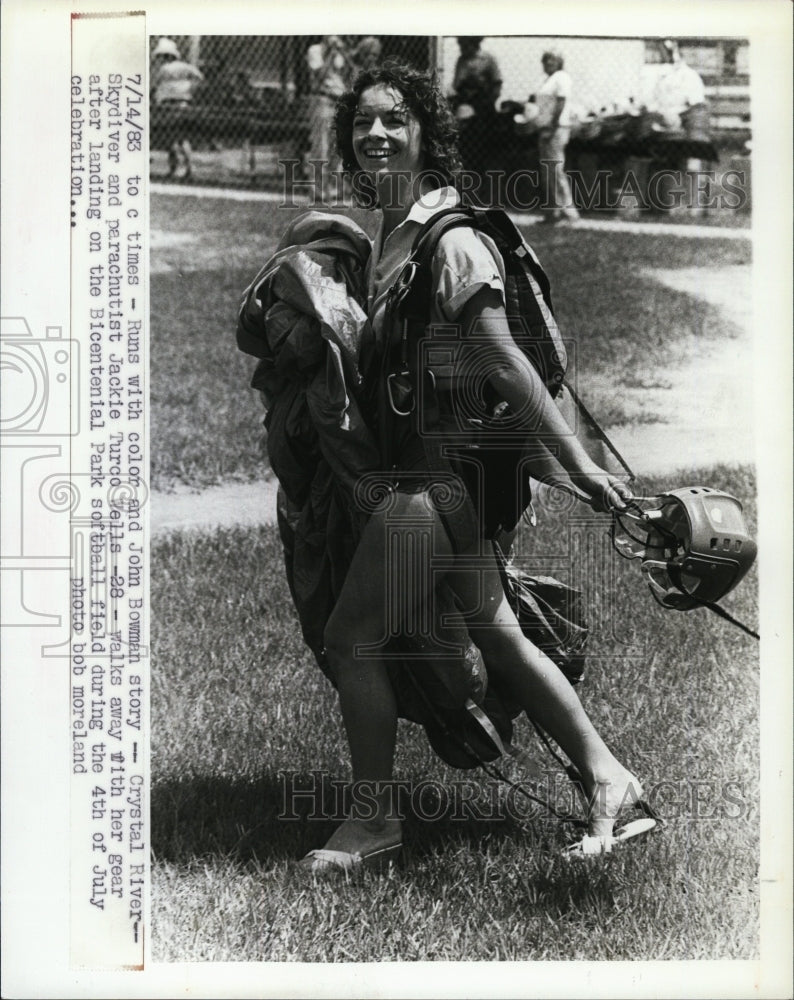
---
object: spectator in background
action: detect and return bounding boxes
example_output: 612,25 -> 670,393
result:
226,70 -> 257,109
650,39 -> 710,215
535,49 -> 579,224
306,36 -> 353,200
197,56 -> 228,106
352,36 -> 382,75
152,37 -> 204,107
652,39 -> 707,132
451,36 -> 503,199
151,37 -> 204,181
451,36 -> 502,117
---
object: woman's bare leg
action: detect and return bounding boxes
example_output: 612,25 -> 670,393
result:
319,490 -> 637,851
449,546 -> 641,837
319,492 -> 457,854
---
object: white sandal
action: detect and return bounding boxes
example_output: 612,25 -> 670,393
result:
563,816 -> 658,857
299,842 -> 402,874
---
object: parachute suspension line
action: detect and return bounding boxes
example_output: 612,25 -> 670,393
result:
529,717 -> 567,770
528,717 -> 588,808
562,379 -> 637,483
621,501 -> 681,548
476,753 -> 587,828
611,512 -> 652,554
611,507 -> 680,559
402,668 -> 587,828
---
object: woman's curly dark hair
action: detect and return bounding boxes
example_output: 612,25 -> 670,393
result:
334,60 -> 461,187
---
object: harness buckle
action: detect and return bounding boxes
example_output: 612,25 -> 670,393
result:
386,370 -> 415,416
386,367 -> 436,416
390,260 -> 418,308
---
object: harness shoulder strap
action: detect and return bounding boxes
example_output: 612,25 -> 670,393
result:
467,207 -> 556,315
399,208 -> 478,319
394,204 -> 558,325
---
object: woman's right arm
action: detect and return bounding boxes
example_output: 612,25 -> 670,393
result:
455,286 -> 631,510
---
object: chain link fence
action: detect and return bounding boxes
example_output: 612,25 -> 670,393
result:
150,34 -> 751,216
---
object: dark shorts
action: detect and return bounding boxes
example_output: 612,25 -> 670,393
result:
393,430 -> 531,547
391,433 -> 484,553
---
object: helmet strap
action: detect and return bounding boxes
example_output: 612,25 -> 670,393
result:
677,590 -> 759,639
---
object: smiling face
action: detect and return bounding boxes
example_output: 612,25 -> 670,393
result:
352,84 -> 425,182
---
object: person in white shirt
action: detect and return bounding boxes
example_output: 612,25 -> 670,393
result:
652,39 -> 707,130
151,37 -> 204,180
535,50 -> 579,223
306,36 -> 353,200
650,40 -> 710,214
152,38 -> 204,107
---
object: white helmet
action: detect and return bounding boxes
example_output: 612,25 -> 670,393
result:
153,37 -> 180,59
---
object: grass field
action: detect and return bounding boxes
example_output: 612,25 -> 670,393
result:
150,193 -> 750,491
151,466 -> 759,962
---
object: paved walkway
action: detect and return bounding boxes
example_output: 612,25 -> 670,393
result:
152,478 -> 279,534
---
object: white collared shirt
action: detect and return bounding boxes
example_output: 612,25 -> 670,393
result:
367,186 -> 505,341
536,70 -> 573,128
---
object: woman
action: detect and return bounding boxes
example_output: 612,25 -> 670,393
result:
535,49 -> 580,224
288,62 -> 647,871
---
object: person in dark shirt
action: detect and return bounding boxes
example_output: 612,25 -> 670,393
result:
452,36 -> 502,116
450,37 -> 504,200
